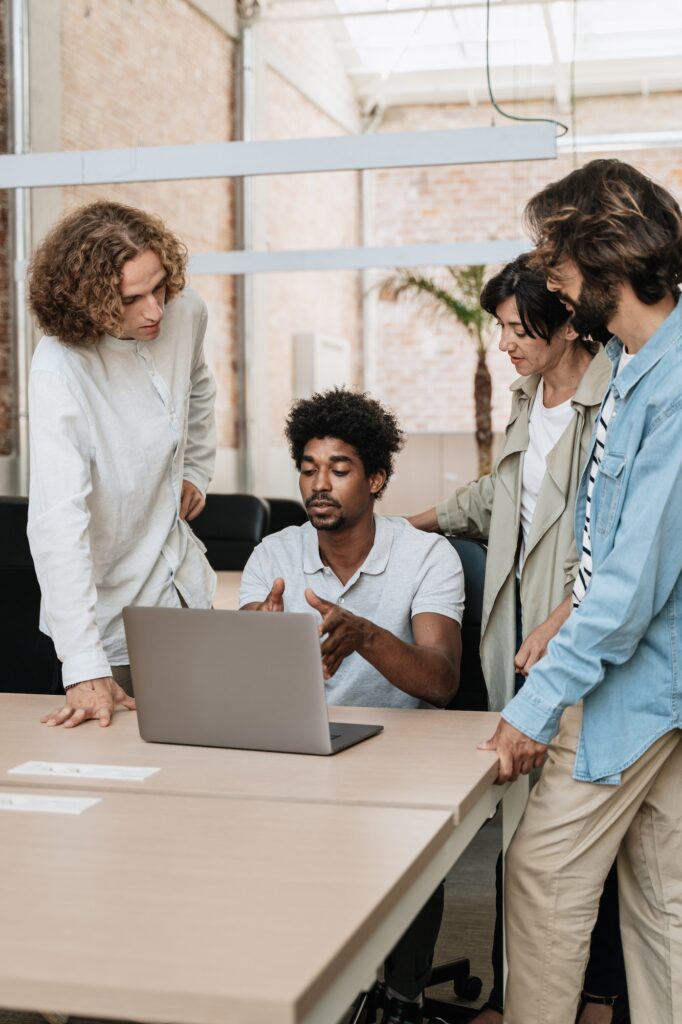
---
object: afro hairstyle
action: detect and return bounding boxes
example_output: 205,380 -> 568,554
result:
284,387 -> 404,499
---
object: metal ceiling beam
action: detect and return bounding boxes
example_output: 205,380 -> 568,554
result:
541,2 -> 571,112
189,239 -> 529,275
558,129 -> 682,154
263,0 -> 610,21
346,54 -> 682,104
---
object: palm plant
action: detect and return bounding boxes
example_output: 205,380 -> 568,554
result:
379,265 -> 494,476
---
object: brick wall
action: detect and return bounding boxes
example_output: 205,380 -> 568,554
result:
58,0 -> 238,448
370,92 -> 682,435
262,22 -> 362,450
0,3 -> 11,455
6,4 -> 682,471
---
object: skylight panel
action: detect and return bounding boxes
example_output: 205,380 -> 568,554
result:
333,0 -> 682,78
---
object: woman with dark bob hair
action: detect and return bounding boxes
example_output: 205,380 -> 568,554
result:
410,254 -> 629,1022
27,200 -> 216,729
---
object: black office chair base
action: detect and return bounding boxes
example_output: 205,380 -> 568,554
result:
424,957 -> 483,1023
349,959 -> 482,1024
348,985 -> 383,1024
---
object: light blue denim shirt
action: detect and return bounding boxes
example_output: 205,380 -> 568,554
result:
502,296 -> 682,784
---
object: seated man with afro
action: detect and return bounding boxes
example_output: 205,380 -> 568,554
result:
240,387 -> 464,1024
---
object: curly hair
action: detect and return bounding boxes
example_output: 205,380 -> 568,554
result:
524,160 -> 682,305
28,200 -> 187,346
284,387 -> 405,499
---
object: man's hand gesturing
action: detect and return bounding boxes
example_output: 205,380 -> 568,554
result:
253,577 -> 285,612
305,588 -> 371,679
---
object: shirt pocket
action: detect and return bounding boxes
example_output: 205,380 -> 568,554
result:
595,452 -> 626,537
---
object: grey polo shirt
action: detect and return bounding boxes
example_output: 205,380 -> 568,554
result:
239,514 -> 464,709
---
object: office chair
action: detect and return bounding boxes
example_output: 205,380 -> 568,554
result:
352,537 -> 489,1024
191,493 -> 270,570
420,537 -> 488,1023
264,496 -> 308,534
444,537 -> 488,713
0,496 -> 62,694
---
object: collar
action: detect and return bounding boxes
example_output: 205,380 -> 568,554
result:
607,297 -> 682,399
508,346 -> 611,411
572,346 -> 612,408
100,334 -> 141,352
509,373 -> 540,401
301,514 -> 393,577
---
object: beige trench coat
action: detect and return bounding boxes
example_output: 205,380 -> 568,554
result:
436,347 -> 611,711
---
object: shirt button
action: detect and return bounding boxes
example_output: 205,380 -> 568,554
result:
339,597 -> 345,604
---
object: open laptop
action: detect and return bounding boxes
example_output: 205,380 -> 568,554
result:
122,606 -> 383,755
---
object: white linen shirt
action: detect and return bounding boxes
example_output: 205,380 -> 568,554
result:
27,287 -> 216,687
240,515 -> 465,709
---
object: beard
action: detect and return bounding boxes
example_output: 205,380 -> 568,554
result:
562,280 -> 619,338
306,496 -> 346,532
312,514 -> 347,532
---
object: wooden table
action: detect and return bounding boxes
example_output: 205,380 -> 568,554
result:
0,786 -> 454,1024
0,694 -> 527,1023
1,695 -> 501,822
213,570 -> 242,610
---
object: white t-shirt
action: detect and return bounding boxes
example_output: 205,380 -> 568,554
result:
239,515 -> 464,709
619,349 -> 635,373
518,378 -> 576,575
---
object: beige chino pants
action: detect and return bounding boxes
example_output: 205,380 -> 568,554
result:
504,704 -> 682,1024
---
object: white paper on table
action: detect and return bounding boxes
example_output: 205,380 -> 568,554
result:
8,761 -> 160,782
0,792 -> 102,815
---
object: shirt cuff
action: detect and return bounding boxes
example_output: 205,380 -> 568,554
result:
182,467 -> 209,495
435,500 -> 455,535
411,601 -> 463,624
62,651 -> 113,690
501,687 -> 563,745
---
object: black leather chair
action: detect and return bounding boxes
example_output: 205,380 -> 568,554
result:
1,496 -> 62,694
445,537 -> 488,713
191,493 -> 270,571
265,497 -> 308,534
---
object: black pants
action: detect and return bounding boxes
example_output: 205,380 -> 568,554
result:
384,883 -> 445,1001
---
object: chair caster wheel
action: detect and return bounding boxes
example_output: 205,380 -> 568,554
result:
454,975 -> 482,1001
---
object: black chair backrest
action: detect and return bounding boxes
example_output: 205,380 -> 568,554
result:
265,497 -> 308,535
191,493 -> 270,571
446,536 -> 488,711
1,496 -> 62,694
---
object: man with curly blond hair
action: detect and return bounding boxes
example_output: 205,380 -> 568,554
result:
27,200 -> 216,729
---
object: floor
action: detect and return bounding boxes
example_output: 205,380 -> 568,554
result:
0,815 -> 499,1024
431,813 -> 497,1011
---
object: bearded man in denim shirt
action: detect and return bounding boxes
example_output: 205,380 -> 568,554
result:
480,160 -> 682,1024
